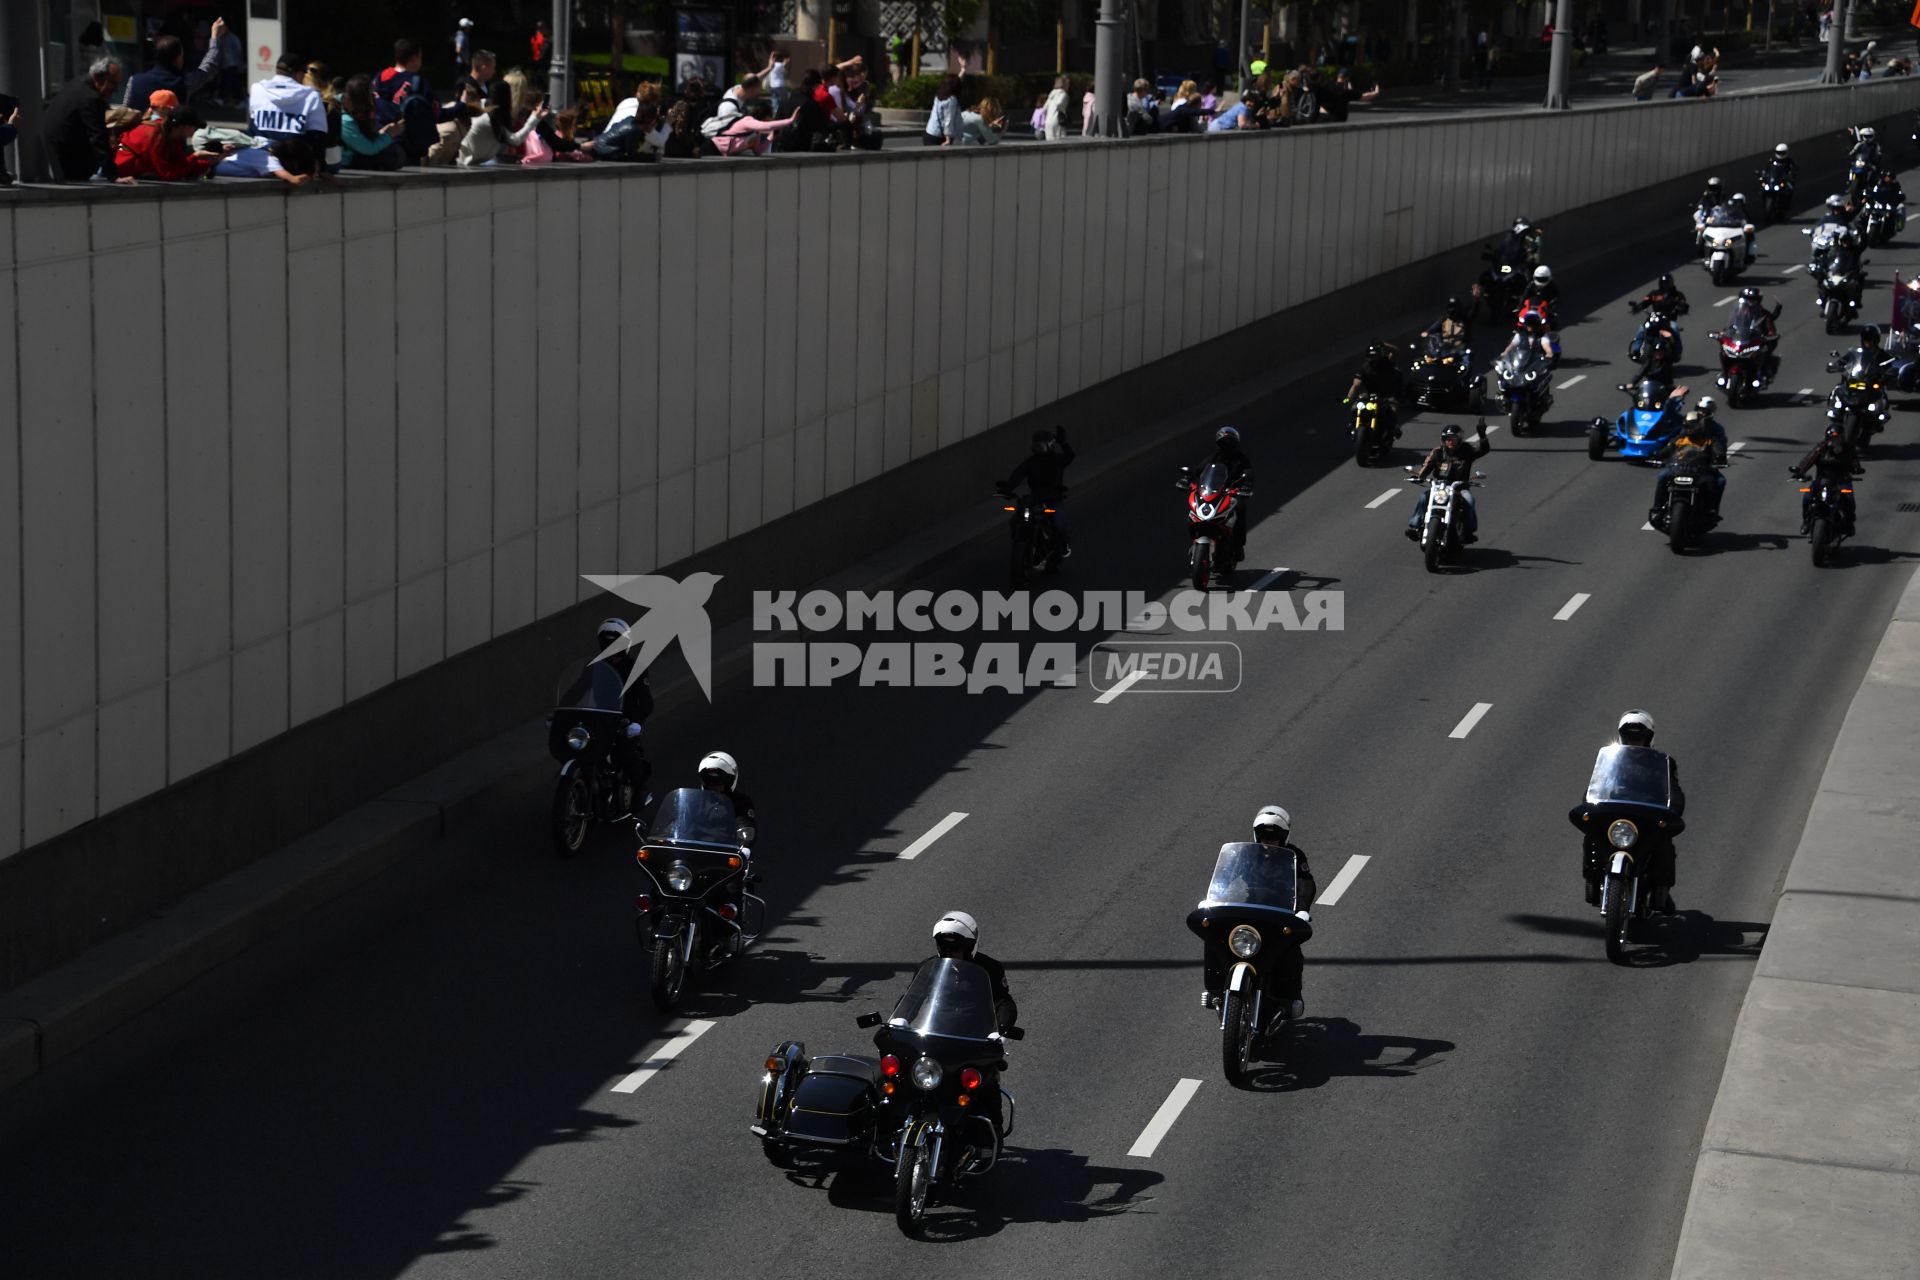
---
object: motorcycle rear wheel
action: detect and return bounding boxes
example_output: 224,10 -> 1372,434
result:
1221,988 -> 1255,1086
550,774 -> 590,857
1603,873 -> 1631,965
894,1140 -> 933,1236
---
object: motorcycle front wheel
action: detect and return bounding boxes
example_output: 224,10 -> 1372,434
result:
1221,988 -> 1255,1086
550,773 -> 591,857
1008,536 -> 1031,589
649,927 -> 689,1011
894,1139 -> 933,1235
1603,873 -> 1632,965
1191,543 -> 1212,591
1586,423 -> 1608,461
1810,516 -> 1834,567
1667,502 -> 1693,553
1423,531 -> 1443,575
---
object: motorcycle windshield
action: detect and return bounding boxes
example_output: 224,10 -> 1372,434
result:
1842,352 -> 1877,384
886,957 -> 1000,1042
1703,205 -> 1744,229
1726,306 -> 1766,340
1585,745 -> 1675,809
1829,248 -> 1860,276
1195,461 -> 1231,500
648,788 -> 740,848
554,660 -> 627,713
1631,379 -> 1672,410
1201,841 -> 1301,913
1421,333 -> 1462,361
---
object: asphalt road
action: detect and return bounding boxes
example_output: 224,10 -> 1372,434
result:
4,166 -> 1919,1280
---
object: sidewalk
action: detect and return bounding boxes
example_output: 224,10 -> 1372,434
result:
1668,566 -> 1920,1278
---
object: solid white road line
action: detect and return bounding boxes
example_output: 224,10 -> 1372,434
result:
1714,295 -> 1735,307
1241,567 -> 1290,593
1095,669 -> 1148,704
1316,854 -> 1372,906
1128,1078 -> 1203,1159
612,1020 -> 716,1093
1449,702 -> 1493,739
1556,374 -> 1586,390
1729,441 -> 1746,453
1795,387 -> 1815,403
898,811 -> 969,861
1366,489 -> 1402,509
1554,592 -> 1591,621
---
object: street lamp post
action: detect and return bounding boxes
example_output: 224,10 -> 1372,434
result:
549,0 -> 572,110
1543,0 -> 1574,107
1821,0 -> 1847,82
1090,0 -> 1124,134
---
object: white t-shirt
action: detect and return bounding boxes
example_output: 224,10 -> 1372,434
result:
611,96 -> 640,124
767,61 -> 788,89
215,147 -> 285,178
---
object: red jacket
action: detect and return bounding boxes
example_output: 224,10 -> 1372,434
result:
112,121 -> 215,181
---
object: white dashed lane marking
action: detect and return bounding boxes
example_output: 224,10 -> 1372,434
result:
1449,702 -> 1494,739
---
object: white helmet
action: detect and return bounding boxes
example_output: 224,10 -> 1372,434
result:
1616,710 -> 1656,744
933,910 -> 979,945
1696,395 -> 1716,415
1252,805 -> 1292,842
597,617 -> 631,648
1533,265 -> 1553,285
1775,142 -> 1789,156
697,751 -> 739,786
1730,191 -> 1746,206
1861,126 -> 1876,142
1828,193 -> 1846,210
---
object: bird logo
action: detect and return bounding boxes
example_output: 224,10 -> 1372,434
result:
582,572 -> 724,701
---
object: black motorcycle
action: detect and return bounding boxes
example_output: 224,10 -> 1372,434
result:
1492,336 -> 1554,435
547,660 -> 649,856
1473,234 -> 1533,321
1757,162 -> 1793,222
1628,305 -> 1684,378
1408,332 -> 1479,412
1568,743 -> 1685,965
1816,243 -> 1866,334
1186,840 -> 1313,1086
753,957 -> 1022,1236
1654,459 -> 1723,552
1799,470 -> 1857,567
1824,350 -> 1890,453
633,788 -> 763,1011
996,488 -> 1064,588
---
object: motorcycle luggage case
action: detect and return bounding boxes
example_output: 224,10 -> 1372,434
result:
785,1055 -> 880,1144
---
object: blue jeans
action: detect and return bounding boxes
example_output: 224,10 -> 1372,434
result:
1409,489 -> 1477,533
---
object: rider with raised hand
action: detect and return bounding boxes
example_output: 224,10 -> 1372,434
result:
998,426 -> 1075,556
1201,806 -> 1317,1018
1790,425 -> 1866,534
1405,420 -> 1490,542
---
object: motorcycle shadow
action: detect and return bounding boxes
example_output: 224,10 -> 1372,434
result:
1505,911 -> 1769,968
1440,548 -> 1581,574
666,944 -> 913,1018
789,1146 -> 1165,1240
1820,543 -> 1920,567
1241,1016 -> 1456,1093
1689,530 -> 1793,555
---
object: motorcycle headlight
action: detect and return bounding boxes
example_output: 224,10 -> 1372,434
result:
910,1056 -> 943,1091
666,863 -> 694,892
1196,501 -> 1216,520
1607,819 -> 1639,850
1227,924 -> 1262,959
566,727 -> 590,751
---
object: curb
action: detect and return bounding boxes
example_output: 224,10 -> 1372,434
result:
1667,564 -> 1920,1279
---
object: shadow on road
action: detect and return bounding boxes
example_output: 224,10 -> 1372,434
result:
1242,1016 -> 1455,1093
1505,910 -> 1769,968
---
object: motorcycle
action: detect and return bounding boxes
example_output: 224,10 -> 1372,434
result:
1408,332 -> 1479,412
1349,391 -> 1396,467
1186,840 -> 1313,1087
1589,376 -> 1687,461
1653,458 -> 1725,552
1628,305 -> 1684,377
547,660 -> 650,856
1473,233 -> 1535,320
1823,350 -> 1890,453
633,787 -> 763,1011
1815,243 -> 1866,335
994,488 -> 1064,588
1567,743 -> 1685,965
1492,337 -> 1554,435
1861,197 -> 1902,247
1798,470 -> 1857,567
1802,220 -> 1849,278
1406,465 -> 1486,574
1756,163 -> 1793,222
1709,318 -> 1776,407
1177,461 -> 1249,589
1696,204 -> 1751,285
752,957 -> 1022,1236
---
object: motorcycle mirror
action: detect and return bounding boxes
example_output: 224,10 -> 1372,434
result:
1003,1026 -> 1026,1041
738,825 -> 756,846
1801,228 -> 1813,235
1474,471 -> 1487,480
855,1012 -> 883,1029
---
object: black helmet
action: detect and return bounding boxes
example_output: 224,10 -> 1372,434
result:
1215,425 -> 1241,449
1445,295 -> 1464,318
1657,272 -> 1676,290
1825,424 -> 1844,444
1862,324 -> 1882,345
1031,429 -> 1053,454
1739,285 -> 1760,304
1440,423 -> 1463,442
1522,312 -> 1546,331
1366,341 -> 1387,359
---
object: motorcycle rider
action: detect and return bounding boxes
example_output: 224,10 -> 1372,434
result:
1728,191 -> 1756,255
1503,310 -> 1557,365
1420,296 -> 1470,345
998,425 -> 1075,557
1790,425 -> 1866,535
696,751 -> 756,846
1693,176 -> 1725,242
1405,420 -> 1491,542
1200,806 -> 1317,1023
1582,711 -> 1686,912
1649,399 -> 1729,528
1343,341 -> 1407,438
1506,215 -> 1544,267
930,910 -> 1019,1134
1193,426 -> 1254,560
1868,168 -> 1907,229
1628,273 -> 1688,365
1519,266 -> 1563,359
595,618 -> 653,798
1766,141 -> 1796,182
1848,124 -> 1882,170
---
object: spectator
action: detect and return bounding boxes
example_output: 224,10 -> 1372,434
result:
1206,90 -> 1260,131
1044,75 -> 1069,140
124,21 -> 225,114
374,39 -> 461,163
1314,67 -> 1379,122
662,100 -> 716,158
813,65 -> 855,149
1029,93 -> 1046,136
453,18 -> 475,77
847,77 -> 882,151
1164,79 -> 1202,133
924,74 -> 960,146
960,95 -> 1004,145
589,101 -> 663,161
456,51 -> 514,142
1632,65 -> 1664,100
42,56 -> 126,182
710,103 -> 798,156
250,52 -> 327,148
1473,28 -> 1491,89
216,20 -> 243,106
339,74 -> 406,170
765,50 -> 792,117
531,21 -> 550,71
215,136 -> 318,186
112,104 -> 223,180
890,33 -> 912,82
1200,80 -> 1221,112
299,63 -> 343,172
1080,86 -> 1094,136
0,102 -> 18,185
1126,78 -> 1158,133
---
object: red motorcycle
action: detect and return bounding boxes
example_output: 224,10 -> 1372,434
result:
1177,461 -> 1249,589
